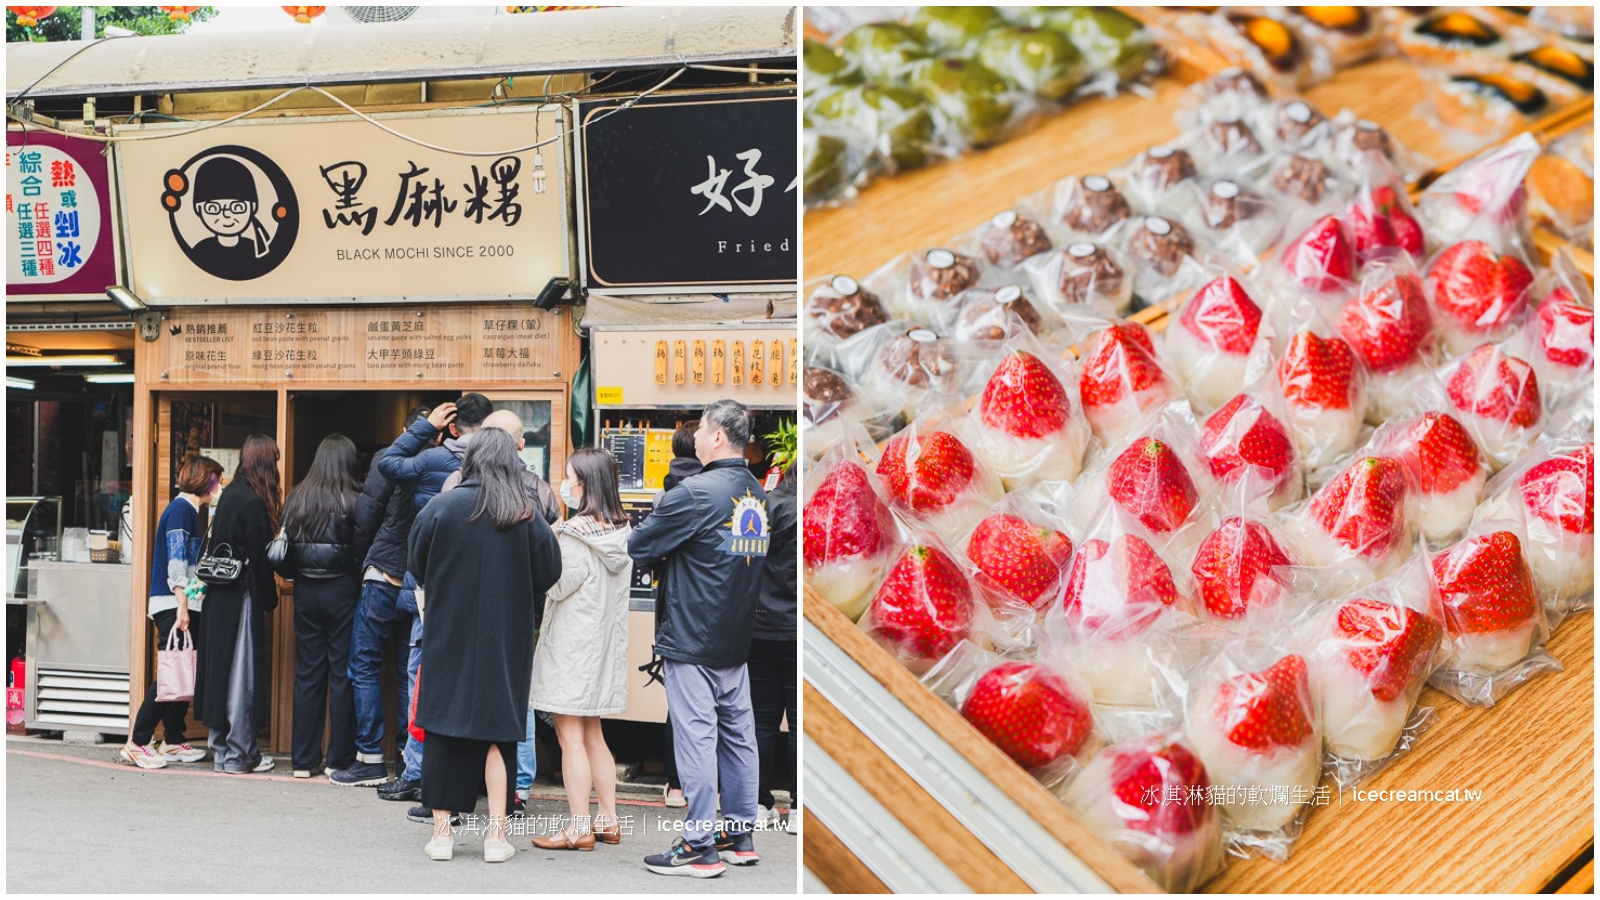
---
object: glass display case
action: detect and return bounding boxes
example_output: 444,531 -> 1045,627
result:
6,497 -> 62,598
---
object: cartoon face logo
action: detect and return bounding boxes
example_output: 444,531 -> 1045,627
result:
162,145 -> 298,281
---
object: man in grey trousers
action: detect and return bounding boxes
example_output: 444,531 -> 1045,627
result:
628,399 -> 770,879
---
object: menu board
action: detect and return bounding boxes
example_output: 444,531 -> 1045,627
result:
601,429 -> 647,491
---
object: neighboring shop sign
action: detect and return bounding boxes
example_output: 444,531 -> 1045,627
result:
577,90 -> 796,292
591,328 -> 797,407
115,108 -> 568,304
6,130 -> 118,300
146,305 -> 574,383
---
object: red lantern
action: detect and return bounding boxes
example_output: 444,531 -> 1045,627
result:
281,5 -> 325,24
8,6 -> 57,27
158,6 -> 201,22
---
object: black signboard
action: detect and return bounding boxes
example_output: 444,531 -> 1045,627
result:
578,89 -> 797,292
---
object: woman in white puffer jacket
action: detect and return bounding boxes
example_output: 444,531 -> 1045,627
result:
529,448 -> 635,851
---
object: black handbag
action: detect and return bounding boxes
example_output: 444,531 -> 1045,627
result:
196,541 -> 247,587
266,527 -> 293,579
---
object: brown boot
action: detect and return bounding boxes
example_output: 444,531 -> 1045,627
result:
531,827 -> 595,851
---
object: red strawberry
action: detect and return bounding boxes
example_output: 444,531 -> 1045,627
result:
1536,289 -> 1594,369
1212,654 -> 1314,751
877,430 -> 978,512
980,351 -> 1072,438
1346,203 -> 1396,256
1107,437 -> 1200,534
1334,597 -> 1442,702
961,661 -> 1092,769
967,513 -> 1074,609
1393,412 -> 1482,495
1338,273 -> 1432,373
1199,394 -> 1295,485
1191,516 -> 1293,620
803,461 -> 895,567
1390,211 -> 1424,258
1277,330 -> 1357,411
1282,214 -> 1355,293
1179,275 -> 1262,354
1445,344 -> 1541,428
1079,323 -> 1166,409
1519,444 -> 1595,535
1355,186 -> 1425,259
1309,456 -> 1408,559
1109,739 -> 1211,836
1427,241 -> 1533,333
1431,530 -> 1539,635
868,541 -> 974,662
1061,535 -> 1178,630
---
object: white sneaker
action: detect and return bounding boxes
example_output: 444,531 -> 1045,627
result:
119,742 -> 168,770
155,741 -> 206,763
425,836 -> 455,861
252,755 -> 276,773
483,838 -> 514,863
786,807 -> 801,835
756,804 -> 778,829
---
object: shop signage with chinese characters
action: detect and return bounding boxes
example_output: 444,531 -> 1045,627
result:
114,108 -> 568,304
145,305 -> 577,384
6,130 -> 119,300
591,327 -> 796,408
577,90 -> 796,293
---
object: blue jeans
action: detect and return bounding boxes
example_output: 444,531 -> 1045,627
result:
348,579 -> 413,763
401,608 -> 424,783
517,706 -> 537,793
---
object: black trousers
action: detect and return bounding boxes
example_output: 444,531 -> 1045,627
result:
131,607 -> 199,747
748,638 -> 798,808
291,574 -> 360,771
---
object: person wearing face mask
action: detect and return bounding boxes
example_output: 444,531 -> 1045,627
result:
122,456 -> 226,770
528,448 -> 635,850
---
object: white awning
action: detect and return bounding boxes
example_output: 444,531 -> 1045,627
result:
6,6 -> 797,100
582,292 -> 796,331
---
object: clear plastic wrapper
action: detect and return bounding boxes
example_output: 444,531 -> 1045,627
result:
1394,9 -> 1511,68
971,322 -> 1092,490
1273,303 -> 1367,472
810,83 -> 941,176
975,24 -> 1091,102
907,56 -> 1026,151
1196,385 -> 1304,512
1121,215 -> 1206,302
1195,11 -> 1316,92
1274,212 -> 1359,298
1415,132 -> 1539,258
1265,151 -> 1346,207
1122,142 -> 1203,213
874,396 -> 1005,540
803,117 -> 870,208
802,364 -> 900,462
859,320 -> 967,417
1526,261 -> 1595,428
1336,252 -> 1438,424
953,283 -> 1049,344
1422,67 -> 1558,147
963,492 -> 1076,613
803,430 -> 902,621
1172,176 -> 1287,266
1074,401 -> 1211,545
1189,67 -> 1274,128
1037,6 -> 1159,86
861,528 -> 981,675
1524,132 -> 1595,246
1188,488 -> 1299,625
899,247 -> 986,330
802,36 -> 863,108
838,20 -> 931,83
804,273 -> 893,347
1343,171 -> 1426,265
1322,706 -> 1437,793
1423,238 -> 1535,357
1369,409 -> 1491,547
1051,174 -> 1136,241
1166,268 -> 1272,413
1072,316 -> 1180,444
1425,517 -> 1562,707
1277,6 -> 1386,70
974,208 -> 1055,270
1248,98 -> 1334,156
1473,437 -> 1594,622
1437,340 -> 1544,470
1063,731 -> 1226,894
911,6 -> 1005,55
1331,111 -> 1428,182
1302,553 -> 1445,764
1023,240 -> 1134,317
1288,453 -> 1416,579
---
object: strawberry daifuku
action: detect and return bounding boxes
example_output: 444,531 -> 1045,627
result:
1444,343 -> 1543,468
1199,394 -> 1300,509
967,512 -> 1074,610
1064,733 -> 1223,893
1282,214 -> 1356,294
961,661 -> 1093,770
1316,597 -> 1442,760
1517,444 -> 1595,601
1346,186 -> 1424,262
1535,287 -> 1595,372
1432,530 -> 1541,672
1105,437 -> 1202,536
865,541 -> 976,672
1078,323 -> 1177,443
803,461 -> 899,620
1188,653 -> 1320,830
1338,272 -> 1434,424
1387,412 -> 1487,544
1426,240 -> 1534,356
1060,534 -> 1183,707
1191,517 -> 1294,622
977,350 -> 1089,489
1296,456 -> 1412,577
877,428 -> 1001,537
1167,275 -> 1264,411
1277,330 -> 1364,470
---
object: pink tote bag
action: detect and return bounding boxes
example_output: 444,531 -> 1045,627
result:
155,627 -> 196,702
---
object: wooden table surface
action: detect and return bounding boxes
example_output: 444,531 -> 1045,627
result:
803,53 -> 1595,894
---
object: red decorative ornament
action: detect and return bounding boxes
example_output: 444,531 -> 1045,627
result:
158,6 -> 201,22
281,5 -> 325,24
8,6 -> 57,27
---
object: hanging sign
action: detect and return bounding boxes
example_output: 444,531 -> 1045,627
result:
6,130 -> 119,300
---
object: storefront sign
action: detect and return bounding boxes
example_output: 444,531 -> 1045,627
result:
591,327 -> 796,408
6,130 -> 118,300
577,90 -> 796,293
114,108 -> 568,305
145,305 -> 575,384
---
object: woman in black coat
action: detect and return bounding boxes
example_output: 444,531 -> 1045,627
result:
195,434 -> 282,774
408,428 -> 560,863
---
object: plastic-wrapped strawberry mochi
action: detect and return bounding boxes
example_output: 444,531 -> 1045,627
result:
1529,280 -> 1594,425
1425,240 -> 1534,356
1276,327 -> 1365,471
1441,342 -> 1543,469
1280,214 -> 1357,295
1198,391 -> 1302,510
803,452 -> 900,621
965,496 -> 1075,612
1187,649 -> 1320,831
876,406 -> 1003,539
1430,527 -> 1542,673
1372,410 -> 1487,545
1167,273 -> 1268,412
975,331 -> 1091,489
1103,435 -> 1204,538
960,660 -> 1094,770
1293,455 -> 1414,577
863,534 -> 977,673
1077,321 -> 1178,443
1337,259 -> 1436,424
1064,732 -> 1224,893
1192,515 -> 1296,623
1345,184 -> 1424,263
1504,440 -> 1595,606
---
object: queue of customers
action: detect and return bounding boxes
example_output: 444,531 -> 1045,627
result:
122,395 -> 796,874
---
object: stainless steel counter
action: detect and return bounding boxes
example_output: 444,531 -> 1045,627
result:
24,561 -> 134,734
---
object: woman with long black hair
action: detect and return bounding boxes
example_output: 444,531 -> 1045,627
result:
195,434 -> 282,774
280,433 -> 363,780
408,428 -> 560,862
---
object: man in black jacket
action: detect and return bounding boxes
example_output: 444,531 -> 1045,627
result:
750,466 -> 797,835
630,400 -> 769,878
341,408 -> 430,791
